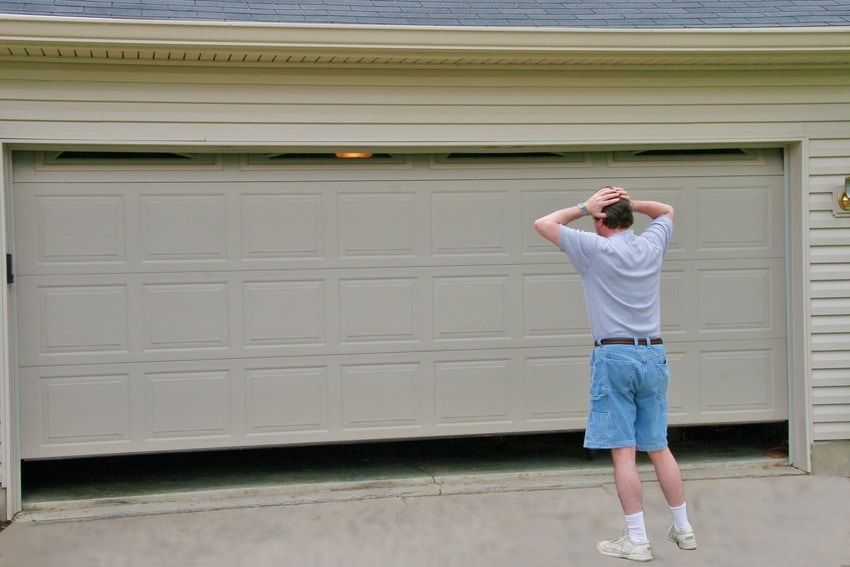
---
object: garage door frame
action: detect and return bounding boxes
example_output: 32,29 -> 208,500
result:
0,139 -> 813,520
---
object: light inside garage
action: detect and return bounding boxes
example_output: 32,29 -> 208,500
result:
335,152 -> 374,159
266,152 -> 394,160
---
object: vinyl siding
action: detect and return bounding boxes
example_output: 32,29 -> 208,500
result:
809,137 -> 850,441
0,61 -> 848,458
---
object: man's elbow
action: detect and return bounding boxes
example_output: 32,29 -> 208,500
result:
664,206 -> 675,220
534,218 -> 560,245
533,218 -> 547,236
534,217 -> 555,239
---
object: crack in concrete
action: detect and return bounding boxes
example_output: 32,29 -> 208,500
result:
415,462 -> 443,495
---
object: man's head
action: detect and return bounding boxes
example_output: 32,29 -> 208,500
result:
600,199 -> 634,230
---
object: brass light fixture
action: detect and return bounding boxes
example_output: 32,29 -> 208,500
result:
840,176 -> 850,211
335,152 -> 373,159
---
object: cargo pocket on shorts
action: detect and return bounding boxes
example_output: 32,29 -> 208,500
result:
586,386 -> 611,445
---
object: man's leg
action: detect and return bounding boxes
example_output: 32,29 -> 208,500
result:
596,446 -> 653,561
646,447 -> 684,507
612,447 -> 648,543
647,447 -> 697,550
612,446 -> 643,514
593,350 -> 653,560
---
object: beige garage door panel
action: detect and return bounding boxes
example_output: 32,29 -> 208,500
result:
18,348 -> 598,457
13,150 -> 788,458
16,265 -> 587,368
18,341 -> 787,459
664,340 -> 788,421
13,179 -> 530,276
659,258 -> 787,342
11,180 -> 785,276
16,258 -> 786,366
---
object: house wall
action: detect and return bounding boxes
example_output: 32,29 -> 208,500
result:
808,137 -> 850,444
0,60 -> 848,491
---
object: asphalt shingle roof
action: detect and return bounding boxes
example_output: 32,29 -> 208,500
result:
1,0 -> 850,28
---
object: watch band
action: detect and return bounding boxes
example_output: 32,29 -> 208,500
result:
577,202 -> 589,216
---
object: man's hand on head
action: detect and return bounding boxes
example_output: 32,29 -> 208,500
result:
586,186 -> 625,218
609,186 -> 630,202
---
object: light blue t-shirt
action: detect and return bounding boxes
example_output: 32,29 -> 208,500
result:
558,215 -> 673,341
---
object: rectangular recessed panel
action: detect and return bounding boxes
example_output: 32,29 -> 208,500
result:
436,359 -> 511,424
144,283 -> 228,350
141,195 -> 227,260
698,269 -> 771,331
523,274 -> 588,338
697,186 -> 771,250
242,194 -> 323,258
524,357 -> 588,420
433,276 -> 509,341
431,192 -> 507,255
342,363 -> 418,428
700,350 -> 773,412
146,370 -> 231,438
37,195 -> 125,263
39,285 -> 128,354
340,278 -> 417,344
41,374 -> 130,445
244,280 -> 325,347
246,366 -> 327,434
660,271 -> 687,335
666,351 -> 688,416
338,193 -> 416,257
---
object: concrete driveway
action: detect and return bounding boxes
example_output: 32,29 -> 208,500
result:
0,474 -> 847,567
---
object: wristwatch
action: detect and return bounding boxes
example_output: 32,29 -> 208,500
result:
577,202 -> 589,216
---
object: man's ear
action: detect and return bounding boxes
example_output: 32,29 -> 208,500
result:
594,217 -> 608,235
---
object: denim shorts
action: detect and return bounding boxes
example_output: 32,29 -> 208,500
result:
583,344 -> 670,452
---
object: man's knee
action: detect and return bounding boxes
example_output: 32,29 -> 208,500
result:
647,447 -> 669,458
647,447 -> 679,466
611,446 -> 637,463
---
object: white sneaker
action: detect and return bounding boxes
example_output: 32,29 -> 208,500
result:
597,533 -> 653,562
667,525 -> 698,550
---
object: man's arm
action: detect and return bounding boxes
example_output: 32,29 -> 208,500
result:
533,186 -> 625,246
532,205 -> 583,246
630,199 -> 674,221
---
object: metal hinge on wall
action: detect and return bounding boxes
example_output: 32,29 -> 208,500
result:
5,254 -> 12,284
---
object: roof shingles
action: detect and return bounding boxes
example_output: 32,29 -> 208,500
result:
2,0 -> 850,27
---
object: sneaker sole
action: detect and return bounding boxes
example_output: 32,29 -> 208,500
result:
667,535 -> 697,550
597,545 -> 653,562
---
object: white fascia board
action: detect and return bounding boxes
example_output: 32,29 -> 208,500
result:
0,14 -> 849,66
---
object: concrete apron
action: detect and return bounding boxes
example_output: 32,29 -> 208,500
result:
17,459 -> 802,523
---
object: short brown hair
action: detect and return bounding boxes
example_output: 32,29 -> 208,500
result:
602,200 -> 634,229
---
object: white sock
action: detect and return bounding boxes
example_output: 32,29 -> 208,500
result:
670,502 -> 692,532
625,511 -> 649,543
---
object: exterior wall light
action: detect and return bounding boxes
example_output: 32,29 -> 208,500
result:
840,176 -> 850,211
335,152 -> 373,159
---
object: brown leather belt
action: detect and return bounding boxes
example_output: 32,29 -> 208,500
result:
595,337 -> 663,346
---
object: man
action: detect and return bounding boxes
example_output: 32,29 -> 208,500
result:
534,187 -> 696,562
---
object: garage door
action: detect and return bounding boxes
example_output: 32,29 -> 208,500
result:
13,149 -> 788,459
